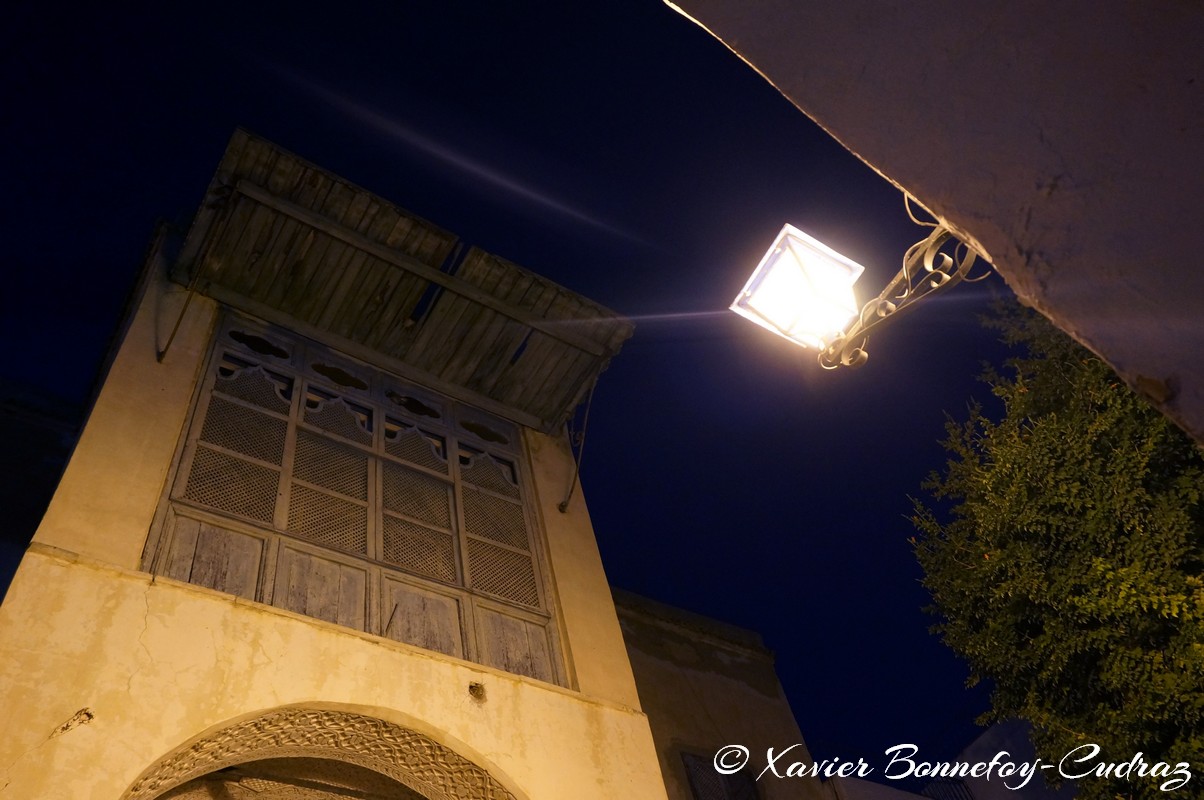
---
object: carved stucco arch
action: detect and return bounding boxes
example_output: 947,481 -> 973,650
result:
121,707 -> 521,800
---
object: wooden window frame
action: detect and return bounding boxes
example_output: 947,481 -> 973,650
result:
144,312 -> 566,686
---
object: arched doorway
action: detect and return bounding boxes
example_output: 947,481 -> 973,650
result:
123,708 -> 519,800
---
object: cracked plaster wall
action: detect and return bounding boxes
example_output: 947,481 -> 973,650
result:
667,0 -> 1204,440
0,548 -> 666,799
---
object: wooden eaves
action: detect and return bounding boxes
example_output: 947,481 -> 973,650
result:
173,130 -> 634,434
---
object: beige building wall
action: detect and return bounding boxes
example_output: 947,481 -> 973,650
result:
0,245 -> 665,799
0,549 -> 663,799
616,589 -> 830,800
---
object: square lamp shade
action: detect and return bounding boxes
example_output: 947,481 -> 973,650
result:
730,224 -> 866,349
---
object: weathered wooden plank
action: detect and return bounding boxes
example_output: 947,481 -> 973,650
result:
382,578 -> 462,658
399,219 -> 455,270
293,239 -> 353,325
465,321 -> 530,398
314,247 -> 371,331
337,566 -> 366,631
476,608 -> 553,683
372,244 -> 468,355
352,197 -> 383,236
495,343 -> 558,410
228,133 -> 264,184
164,515 -> 201,583
601,316 -> 634,353
522,346 -> 595,424
372,272 -> 426,347
233,182 -> 611,357
348,264 -> 405,343
515,286 -> 582,388
435,258 -> 512,385
412,227 -> 451,268
296,238 -> 356,327
407,291 -> 477,374
189,522 -> 230,592
518,616 -> 554,684
244,136 -> 280,187
277,551 -> 364,631
253,225 -> 315,307
453,247 -> 491,284
469,276 -> 554,395
341,192 -> 373,235
491,286 -> 567,403
362,271 -> 431,354
202,196 -> 258,290
212,199 -> 265,293
265,151 -> 301,197
272,229 -> 337,312
361,273 -> 423,349
329,258 -> 390,340
315,200 -> 401,336
291,162 -> 333,211
184,523 -> 263,601
220,527 -> 262,600
383,214 -> 417,252
319,181 -> 356,230
362,203 -> 402,249
241,215 -> 302,301
278,548 -> 309,617
332,184 -> 367,230
462,266 -> 541,393
232,204 -> 291,297
563,295 -> 612,351
210,201 -> 264,295
217,129 -> 251,184
429,303 -> 493,382
304,552 -> 340,624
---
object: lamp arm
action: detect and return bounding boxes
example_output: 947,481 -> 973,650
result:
819,225 -> 986,369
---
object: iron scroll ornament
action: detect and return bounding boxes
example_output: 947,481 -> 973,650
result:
819,224 -> 990,369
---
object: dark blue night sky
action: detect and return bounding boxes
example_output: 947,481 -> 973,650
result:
3,0 -> 1009,768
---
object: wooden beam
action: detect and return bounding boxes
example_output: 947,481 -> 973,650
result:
232,180 -> 612,359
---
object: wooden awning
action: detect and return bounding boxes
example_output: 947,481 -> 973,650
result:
176,130 -> 633,433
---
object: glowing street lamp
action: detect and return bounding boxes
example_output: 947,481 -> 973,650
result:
731,217 -> 987,368
730,224 -> 865,350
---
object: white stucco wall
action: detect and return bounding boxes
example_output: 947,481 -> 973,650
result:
667,0 -> 1204,440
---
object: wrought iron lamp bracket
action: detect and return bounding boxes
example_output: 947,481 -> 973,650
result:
819,224 -> 988,369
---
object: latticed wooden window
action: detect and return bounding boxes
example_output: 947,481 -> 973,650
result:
146,315 -> 563,686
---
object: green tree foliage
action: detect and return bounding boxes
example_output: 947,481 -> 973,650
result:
912,306 -> 1204,799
